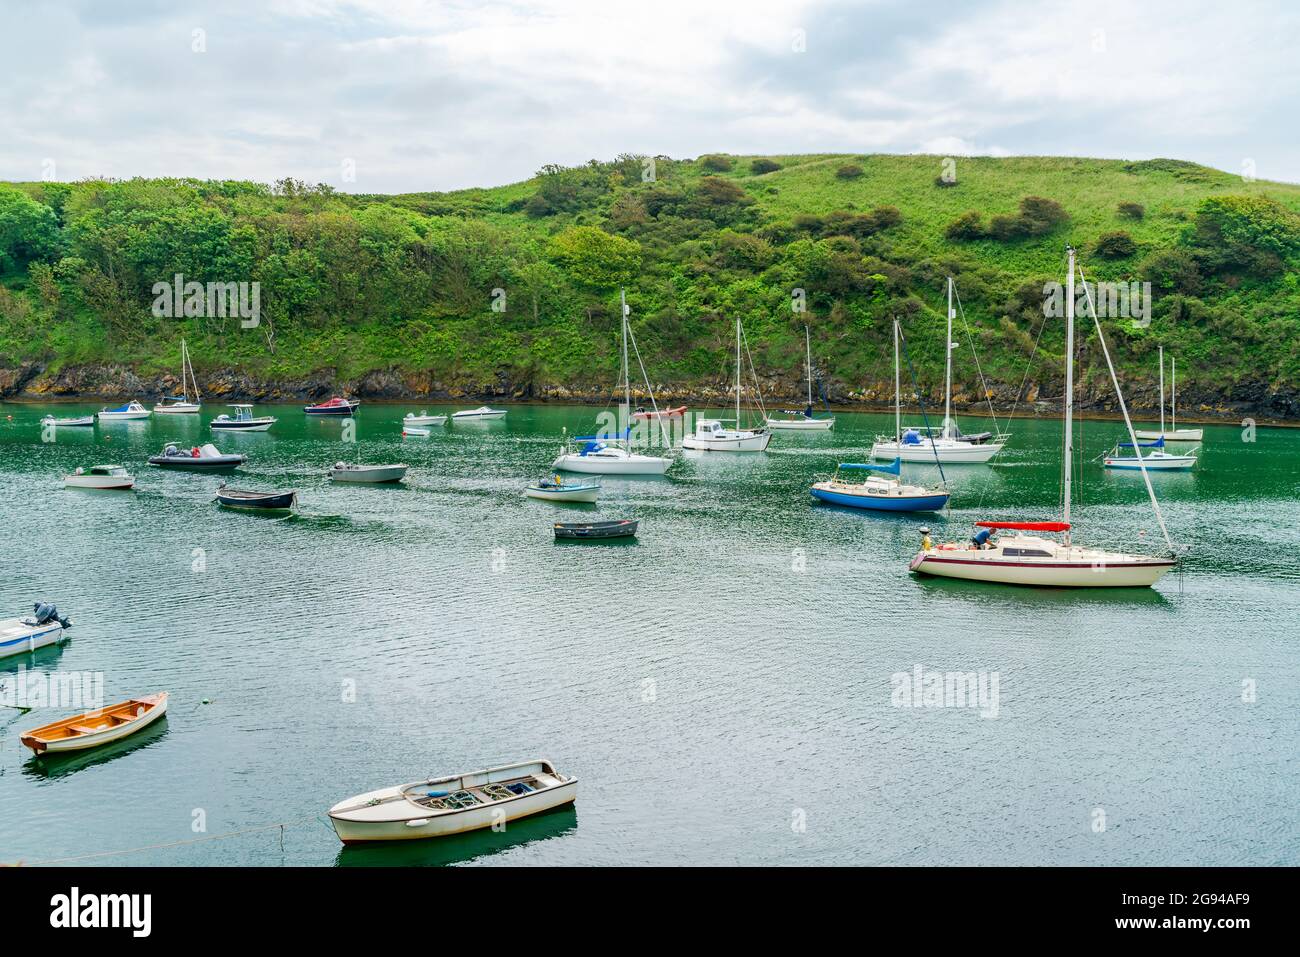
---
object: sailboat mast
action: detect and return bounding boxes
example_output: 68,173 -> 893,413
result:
1171,357 -> 1177,432
805,324 -> 813,410
1063,249 -> 1075,545
894,319 -> 901,442
944,277 -> 954,439
1157,344 -> 1165,434
735,315 -> 742,425
620,288 -> 630,419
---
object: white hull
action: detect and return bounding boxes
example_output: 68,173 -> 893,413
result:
682,431 -> 771,452
872,439 -> 1004,463
329,465 -> 408,483
64,474 -> 135,489
329,759 -> 576,844
553,451 -> 671,475
912,537 -> 1175,588
97,411 -> 151,421
211,421 -> 274,432
452,409 -> 506,420
0,619 -> 65,660
765,416 -> 834,431
1104,453 -> 1196,470
43,416 -> 96,427
524,485 -> 600,502
37,697 -> 168,753
404,415 -> 447,426
1134,429 -> 1203,442
154,404 -> 200,414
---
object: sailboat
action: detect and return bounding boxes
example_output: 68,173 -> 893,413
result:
682,317 -> 772,451
1135,347 -> 1203,442
871,278 -> 1007,463
810,320 -> 948,511
910,247 -> 1179,588
766,325 -> 835,430
154,339 -> 202,414
1104,435 -> 1196,471
552,291 -> 674,475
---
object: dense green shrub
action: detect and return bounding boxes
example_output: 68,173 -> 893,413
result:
1094,231 -> 1138,258
1117,201 -> 1145,220
699,154 -> 734,172
751,158 -> 782,174
945,211 -> 986,241
835,164 -> 864,180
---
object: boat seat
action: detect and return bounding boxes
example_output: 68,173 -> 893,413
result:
67,723 -> 105,735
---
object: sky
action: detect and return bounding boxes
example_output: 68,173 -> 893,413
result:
2,0 -> 1297,193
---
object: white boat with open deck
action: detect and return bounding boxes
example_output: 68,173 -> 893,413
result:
1135,347 -> 1203,442
64,464 -> 135,489
912,248 -> 1179,588
154,339 -> 201,414
210,404 -> 277,432
403,411 -> 447,426
553,290 -> 674,475
0,602 -> 71,661
682,316 -> 772,452
328,758 -> 577,844
41,414 -> 95,428
328,462 -> 408,483
452,406 -> 506,421
766,325 -> 835,431
525,475 -> 600,502
97,401 -> 151,422
872,278 -> 1008,464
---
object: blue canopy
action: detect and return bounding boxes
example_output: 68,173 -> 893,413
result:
1119,436 -> 1164,449
901,429 -> 923,445
839,457 -> 901,476
106,403 -> 134,413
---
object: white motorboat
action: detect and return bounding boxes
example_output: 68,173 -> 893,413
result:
766,324 -> 835,430
1135,348 -> 1203,442
911,247 -> 1179,588
154,339 -> 202,413
97,401 -> 151,422
682,316 -> 771,452
41,415 -> 95,428
683,418 -> 771,451
553,290 -> 674,476
210,404 -> 277,432
0,602 -> 71,660
452,406 -> 506,420
872,277 -> 1007,464
64,464 -> 135,489
328,758 -> 577,844
402,426 -> 431,436
403,411 -> 447,426
524,476 -> 600,502
328,462 -> 408,483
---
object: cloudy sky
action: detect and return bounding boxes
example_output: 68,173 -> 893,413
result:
3,0 -> 1297,193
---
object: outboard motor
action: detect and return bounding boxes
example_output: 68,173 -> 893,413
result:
32,601 -> 72,630
165,443 -> 180,457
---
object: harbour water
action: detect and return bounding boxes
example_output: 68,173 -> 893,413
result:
0,402 -> 1296,866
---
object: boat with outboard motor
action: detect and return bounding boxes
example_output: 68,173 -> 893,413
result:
404,411 -> 447,426
148,442 -> 246,472
210,404 -> 277,432
452,406 -> 506,421
911,248 -> 1180,588
0,602 -> 71,660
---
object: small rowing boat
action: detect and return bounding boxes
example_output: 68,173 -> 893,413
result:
64,464 -> 135,490
215,484 -> 297,512
525,476 -> 600,503
402,426 -> 430,437
554,519 -> 638,540
328,462 -> 408,483
0,602 -> 71,661
20,692 -> 168,755
41,415 -> 95,428
328,758 -> 577,844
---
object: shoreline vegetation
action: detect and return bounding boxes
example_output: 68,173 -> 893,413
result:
2,153 -> 1298,420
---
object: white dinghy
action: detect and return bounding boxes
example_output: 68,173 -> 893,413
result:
65,464 -> 135,489
328,462 -> 408,484
403,411 -> 447,426
328,758 -> 578,844
0,602 -> 72,661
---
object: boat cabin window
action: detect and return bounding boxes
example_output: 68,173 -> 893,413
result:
1002,547 -> 1052,557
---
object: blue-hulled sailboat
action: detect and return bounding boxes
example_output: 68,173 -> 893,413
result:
810,458 -> 950,511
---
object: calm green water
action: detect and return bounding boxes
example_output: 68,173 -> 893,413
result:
0,401 -> 1296,866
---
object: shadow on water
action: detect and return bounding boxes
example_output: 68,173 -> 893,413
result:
21,719 -> 170,780
0,641 -> 70,677
911,573 -> 1173,607
333,804 -> 578,867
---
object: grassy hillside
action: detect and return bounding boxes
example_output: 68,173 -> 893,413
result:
2,153 -> 1299,416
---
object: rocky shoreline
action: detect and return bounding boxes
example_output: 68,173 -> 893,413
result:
0,361 -> 1294,424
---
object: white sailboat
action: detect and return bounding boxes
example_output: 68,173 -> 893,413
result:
871,277 -> 1008,464
766,325 -> 835,430
553,290 -> 673,475
911,247 -> 1179,588
154,339 -> 202,414
683,316 -> 772,451
1135,347 -> 1203,442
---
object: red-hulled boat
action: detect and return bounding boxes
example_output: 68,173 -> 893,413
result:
632,405 -> 687,420
304,396 -> 361,416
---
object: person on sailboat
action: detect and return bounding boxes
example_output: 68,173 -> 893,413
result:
920,528 -> 933,552
971,528 -> 994,550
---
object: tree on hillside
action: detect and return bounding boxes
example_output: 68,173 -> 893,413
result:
549,226 -> 641,288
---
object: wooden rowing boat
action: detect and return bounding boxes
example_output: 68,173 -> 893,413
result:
553,519 -> 638,540
20,692 -> 168,755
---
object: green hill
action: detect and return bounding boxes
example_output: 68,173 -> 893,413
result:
2,153 -> 1299,418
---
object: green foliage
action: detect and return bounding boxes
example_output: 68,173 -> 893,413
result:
945,211 -> 987,241
548,226 -> 641,288
751,159 -> 782,175
1117,201 -> 1145,220
699,154 -> 734,172
835,164 -> 864,180
0,186 -> 61,267
1094,231 -> 1138,258
1190,195 -> 1300,277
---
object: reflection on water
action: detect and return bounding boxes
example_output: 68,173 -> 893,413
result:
22,719 -> 170,780
334,804 -> 578,867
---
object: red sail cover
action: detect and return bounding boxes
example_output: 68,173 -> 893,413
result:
976,521 -> 1071,531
